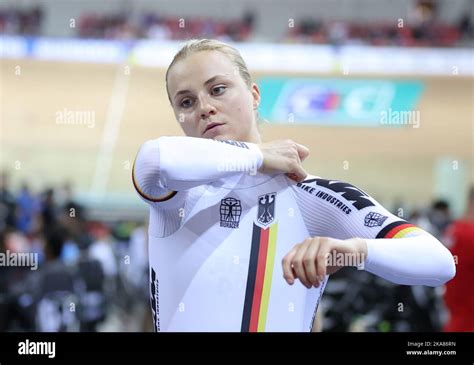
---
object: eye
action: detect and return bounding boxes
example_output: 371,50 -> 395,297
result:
211,85 -> 226,96
180,98 -> 194,108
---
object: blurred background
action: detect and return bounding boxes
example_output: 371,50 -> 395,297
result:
0,0 -> 473,332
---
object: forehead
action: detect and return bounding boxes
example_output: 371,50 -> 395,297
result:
167,50 -> 237,92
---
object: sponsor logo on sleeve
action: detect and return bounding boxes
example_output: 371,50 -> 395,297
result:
364,212 -> 388,227
297,178 -> 375,214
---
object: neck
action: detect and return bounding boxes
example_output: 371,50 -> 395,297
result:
246,135 -> 262,144
244,126 -> 262,144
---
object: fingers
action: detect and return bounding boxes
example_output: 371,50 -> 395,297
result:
315,238 -> 331,281
282,237 -> 331,289
291,144 -> 302,164
289,162 -> 308,182
258,139 -> 309,181
282,237 -> 359,288
288,143 -> 308,182
282,245 -> 298,285
285,173 -> 298,182
291,242 -> 312,288
285,171 -> 306,183
295,143 -> 310,162
303,239 -> 321,287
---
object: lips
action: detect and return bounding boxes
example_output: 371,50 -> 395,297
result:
203,122 -> 224,135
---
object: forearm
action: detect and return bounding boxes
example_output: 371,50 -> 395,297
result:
362,233 -> 456,286
133,136 -> 263,193
293,176 -> 456,287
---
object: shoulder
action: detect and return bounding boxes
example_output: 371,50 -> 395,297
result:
291,174 -> 408,231
291,174 -> 376,212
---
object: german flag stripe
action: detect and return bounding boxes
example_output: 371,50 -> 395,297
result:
392,226 -> 423,238
376,221 -> 423,239
241,222 -> 278,332
258,222 -> 278,332
241,224 -> 261,332
249,228 -> 269,331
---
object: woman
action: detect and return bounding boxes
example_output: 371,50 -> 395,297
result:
132,39 -> 455,332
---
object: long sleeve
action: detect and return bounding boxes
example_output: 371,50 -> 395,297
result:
292,175 -> 456,286
132,136 -> 263,208
155,136 -> 263,190
362,233 -> 455,286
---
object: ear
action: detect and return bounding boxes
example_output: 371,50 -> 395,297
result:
251,83 -> 261,110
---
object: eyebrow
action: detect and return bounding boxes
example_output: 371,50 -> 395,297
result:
173,75 -> 227,102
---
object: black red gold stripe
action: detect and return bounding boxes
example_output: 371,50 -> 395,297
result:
376,220 -> 423,238
241,222 -> 278,332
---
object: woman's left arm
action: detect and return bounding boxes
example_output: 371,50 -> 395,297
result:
284,176 -> 456,288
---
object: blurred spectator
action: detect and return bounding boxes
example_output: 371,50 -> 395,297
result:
75,256 -> 106,332
328,21 -> 349,47
125,224 -> 148,293
0,6 -> 43,35
429,200 -> 452,238
0,176 -> 153,331
0,229 -> 12,331
15,225 -> 79,332
1,3 -> 470,48
77,11 -> 255,42
0,171 -> 17,231
88,224 -> 117,278
40,188 -> 57,231
409,209 -> 435,234
285,2 -> 467,48
146,19 -> 171,39
409,200 -> 452,239
322,267 -> 443,332
443,187 -> 474,332
411,0 -> 437,30
16,182 -> 40,235
124,223 -> 151,332
458,13 -> 473,41
59,182 -> 84,221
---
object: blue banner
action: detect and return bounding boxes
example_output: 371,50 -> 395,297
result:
258,77 -> 424,127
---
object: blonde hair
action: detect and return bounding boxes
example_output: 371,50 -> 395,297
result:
165,39 -> 253,103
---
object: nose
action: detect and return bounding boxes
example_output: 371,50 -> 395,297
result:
197,95 -> 217,119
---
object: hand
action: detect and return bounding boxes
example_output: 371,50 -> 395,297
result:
257,139 -> 309,182
282,237 -> 368,288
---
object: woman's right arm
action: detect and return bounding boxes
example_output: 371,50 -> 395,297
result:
132,136 -> 309,205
